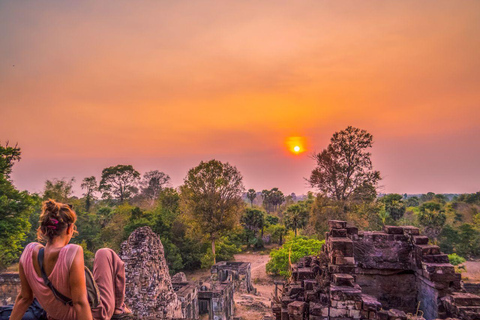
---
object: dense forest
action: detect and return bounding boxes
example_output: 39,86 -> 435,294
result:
1,127 -> 480,276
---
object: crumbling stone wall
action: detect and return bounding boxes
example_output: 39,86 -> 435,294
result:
198,281 -> 235,320
211,261 -> 254,293
172,272 -> 199,320
0,273 -> 20,306
272,220 -> 480,320
120,227 -> 182,319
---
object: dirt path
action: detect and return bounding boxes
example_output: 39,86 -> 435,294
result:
233,252 -> 278,320
462,260 -> 480,282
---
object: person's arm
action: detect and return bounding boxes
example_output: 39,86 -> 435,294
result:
10,262 -> 34,320
69,246 -> 93,320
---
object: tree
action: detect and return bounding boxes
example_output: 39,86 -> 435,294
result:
261,189 -> 272,212
262,188 -> 285,212
284,203 -> 309,237
309,126 -> 381,201
141,170 -> 170,205
381,194 -> 406,221
43,178 -> 75,203
180,159 -> 244,264
99,165 -> 140,202
240,208 -> 265,247
247,189 -> 257,207
406,196 -> 420,207
309,195 -> 346,237
81,176 -> 98,212
0,141 -> 21,178
270,188 -> 285,212
418,201 -> 447,242
0,143 -> 38,269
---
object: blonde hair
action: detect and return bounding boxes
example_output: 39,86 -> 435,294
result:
37,199 -> 78,242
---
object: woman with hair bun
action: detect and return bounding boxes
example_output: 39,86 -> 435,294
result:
10,199 -> 133,320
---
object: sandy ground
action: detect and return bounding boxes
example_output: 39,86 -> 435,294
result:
232,252 -> 278,320
462,260 -> 480,282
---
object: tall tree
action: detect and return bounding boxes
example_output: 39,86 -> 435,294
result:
261,189 -> 272,212
240,208 -> 265,246
381,194 -> 406,221
284,202 -> 310,237
247,189 -> 257,207
140,170 -> 170,205
309,126 -> 381,201
99,165 -> 140,202
81,176 -> 98,212
180,159 -> 244,264
418,201 -> 446,242
43,178 -> 75,203
270,188 -> 285,212
0,143 -> 38,269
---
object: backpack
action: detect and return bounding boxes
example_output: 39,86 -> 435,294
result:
38,248 -> 100,308
0,299 -> 47,320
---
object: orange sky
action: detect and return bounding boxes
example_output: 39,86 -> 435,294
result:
1,1 -> 479,195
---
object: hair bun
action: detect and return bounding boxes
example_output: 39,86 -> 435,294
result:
44,199 -> 59,213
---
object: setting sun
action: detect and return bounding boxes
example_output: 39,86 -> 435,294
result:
286,136 -> 307,155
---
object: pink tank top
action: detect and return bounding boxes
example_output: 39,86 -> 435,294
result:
20,242 -> 80,320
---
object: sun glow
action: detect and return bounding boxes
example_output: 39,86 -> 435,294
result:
286,136 -> 307,155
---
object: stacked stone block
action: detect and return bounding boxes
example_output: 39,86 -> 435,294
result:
272,220 -> 480,320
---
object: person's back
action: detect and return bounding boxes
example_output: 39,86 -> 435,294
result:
10,199 -> 133,320
20,242 -> 79,320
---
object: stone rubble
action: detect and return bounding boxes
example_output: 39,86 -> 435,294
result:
272,220 -> 480,320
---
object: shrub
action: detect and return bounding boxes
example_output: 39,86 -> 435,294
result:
200,236 -> 242,268
448,253 -> 466,266
266,237 -> 324,278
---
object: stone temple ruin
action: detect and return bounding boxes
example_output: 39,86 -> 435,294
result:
211,261 -> 254,293
119,226 -> 251,320
272,220 -> 480,320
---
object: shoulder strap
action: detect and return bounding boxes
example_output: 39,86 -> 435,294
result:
38,248 -> 73,306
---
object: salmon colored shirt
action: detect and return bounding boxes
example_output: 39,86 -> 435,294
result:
20,242 -> 80,320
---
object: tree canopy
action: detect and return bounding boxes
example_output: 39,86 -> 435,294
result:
309,126 -> 381,201
180,159 -> 245,264
0,143 -> 38,270
99,165 -> 140,202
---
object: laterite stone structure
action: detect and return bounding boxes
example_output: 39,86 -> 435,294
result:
272,220 -> 480,320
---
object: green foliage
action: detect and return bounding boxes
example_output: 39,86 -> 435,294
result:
180,159 -> 244,264
381,194 -> 406,221
418,201 -> 447,241
140,170 -> 170,204
265,214 -> 279,226
240,207 -> 265,247
266,237 -> 324,278
200,236 -> 241,268
99,165 -> 140,202
309,195 -> 346,238
261,188 -> 285,213
448,253 -> 466,266
265,224 -> 286,245
406,196 -> 420,207
284,202 -> 310,236
81,176 -> 98,212
43,178 -> 75,203
0,144 -> 39,270
246,189 -> 257,206
308,126 -> 381,201
457,192 -> 480,205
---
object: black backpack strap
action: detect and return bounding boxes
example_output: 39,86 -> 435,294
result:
38,248 -> 73,306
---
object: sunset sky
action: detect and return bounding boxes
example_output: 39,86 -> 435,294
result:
1,1 -> 479,196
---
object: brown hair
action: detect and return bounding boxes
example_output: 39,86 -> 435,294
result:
37,199 -> 78,242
